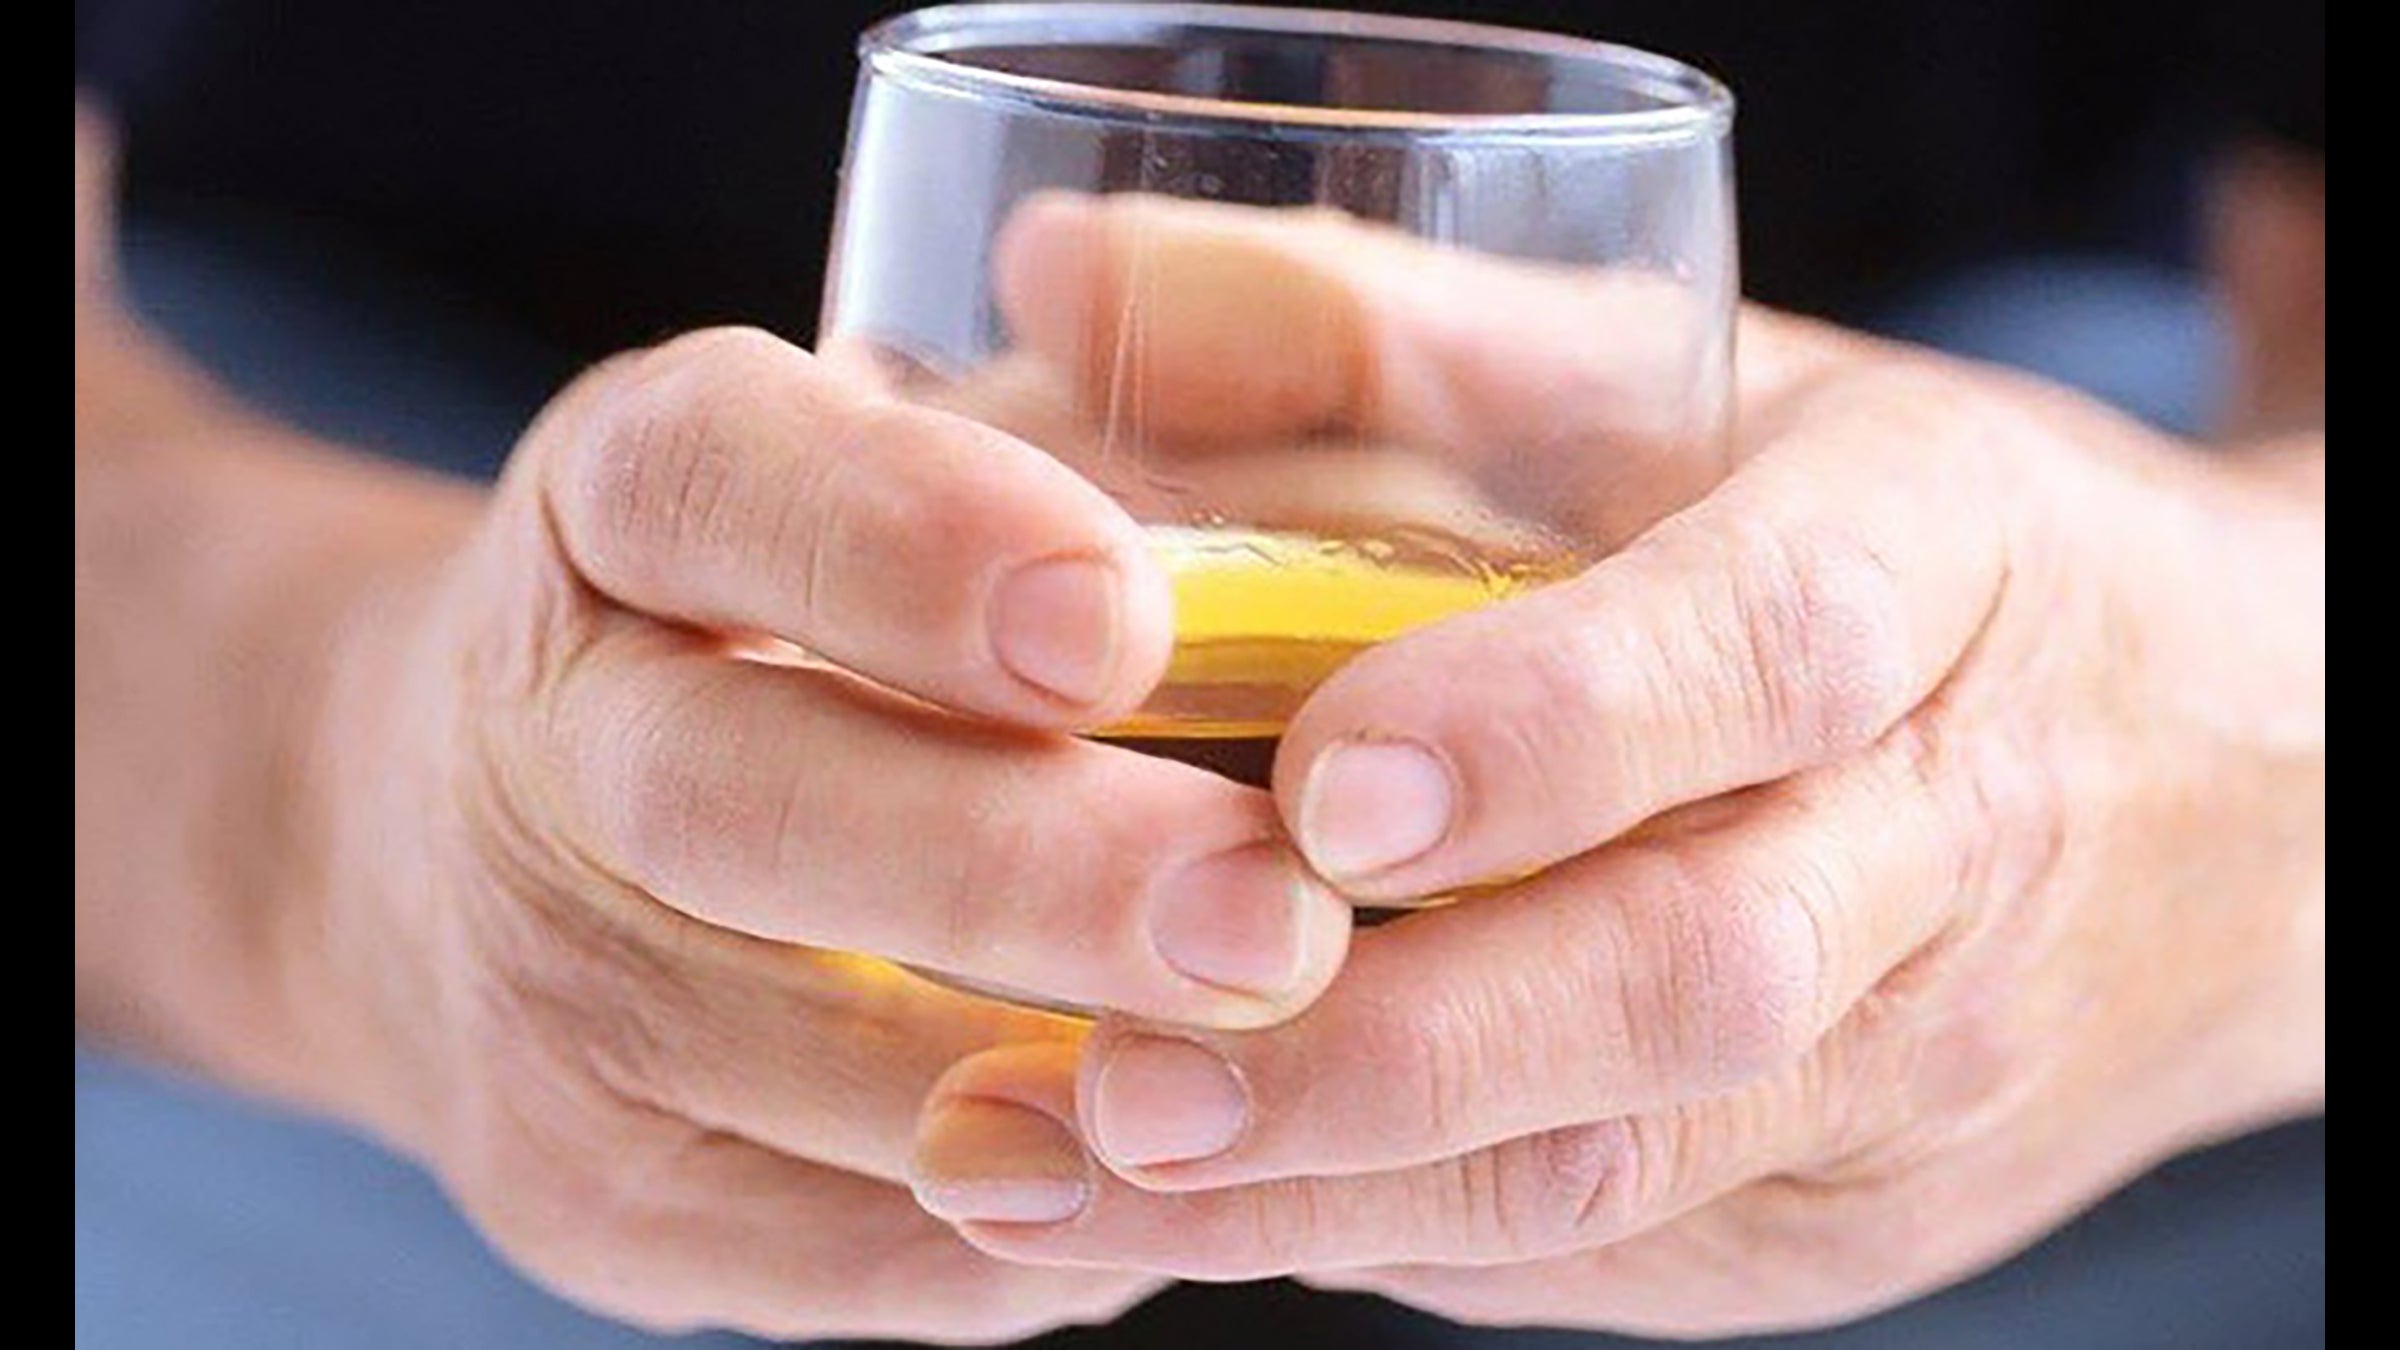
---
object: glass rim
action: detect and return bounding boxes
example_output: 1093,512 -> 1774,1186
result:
859,3 -> 1734,142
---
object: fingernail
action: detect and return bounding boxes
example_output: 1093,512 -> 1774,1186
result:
911,1097 -> 1093,1225
1090,1036 -> 1249,1168
992,556 -> 1119,706
1147,843 -> 1320,999
1298,739 -> 1456,880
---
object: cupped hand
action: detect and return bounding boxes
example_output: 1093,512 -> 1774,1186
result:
911,197 -> 2325,1338
291,326 -> 1357,1340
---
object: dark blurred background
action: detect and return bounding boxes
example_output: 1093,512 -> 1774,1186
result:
75,2 -> 2322,1348
76,0 -> 2321,447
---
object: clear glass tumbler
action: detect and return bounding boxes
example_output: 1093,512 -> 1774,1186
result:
824,3 -> 1737,791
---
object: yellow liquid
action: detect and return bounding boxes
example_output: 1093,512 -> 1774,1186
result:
1096,525 -> 1574,787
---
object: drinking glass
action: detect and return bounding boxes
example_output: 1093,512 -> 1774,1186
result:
823,2 -> 1737,791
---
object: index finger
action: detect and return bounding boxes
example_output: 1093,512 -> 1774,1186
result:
526,326 -> 1176,729
1071,731 -> 1974,1189
992,191 -> 1746,548
1274,350 -> 2011,900
995,191 -> 1730,447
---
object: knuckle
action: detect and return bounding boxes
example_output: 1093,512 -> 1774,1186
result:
1473,579 -> 1705,832
560,328 -> 800,590
1722,520 -> 1914,760
1645,858 -> 1826,1088
1332,991 -> 1480,1157
762,409 -> 870,632
1231,1182 -> 1319,1279
1479,1119 -> 1640,1258
926,789 -> 1042,970
610,714 -> 709,886
1410,994 -> 1499,1152
1704,880 -> 1827,1079
765,399 -> 990,641
1485,621 -> 1618,814
1919,715 -> 2070,915
917,755 -> 1173,983
598,669 -> 758,892
567,397 -> 728,586
921,753 -> 1119,973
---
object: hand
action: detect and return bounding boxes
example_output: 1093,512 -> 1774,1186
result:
279,327 -> 1358,1340
906,198 -> 2326,1337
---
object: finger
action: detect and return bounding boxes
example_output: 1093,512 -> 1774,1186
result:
468,1112 -> 1154,1342
914,1040 -> 1829,1280
516,894 -> 1091,1184
1274,358 -> 2012,898
903,350 -> 1538,553
992,191 -> 1744,546
995,190 -> 1729,449
539,615 -> 1352,1029
1071,732 -> 2004,1187
1298,1173 -> 1961,1340
525,324 -> 1174,727
1306,981 -> 2252,1336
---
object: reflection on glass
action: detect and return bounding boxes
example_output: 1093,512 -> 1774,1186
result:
826,4 -> 1738,789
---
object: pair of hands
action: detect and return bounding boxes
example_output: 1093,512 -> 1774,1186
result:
269,196 -> 2320,1341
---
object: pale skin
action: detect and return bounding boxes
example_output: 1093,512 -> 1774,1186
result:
77,94 -> 2323,1344
914,195 -> 2327,1337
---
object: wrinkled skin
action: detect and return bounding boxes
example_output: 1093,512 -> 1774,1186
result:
909,198 -> 2325,1339
78,89 -> 2321,1342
